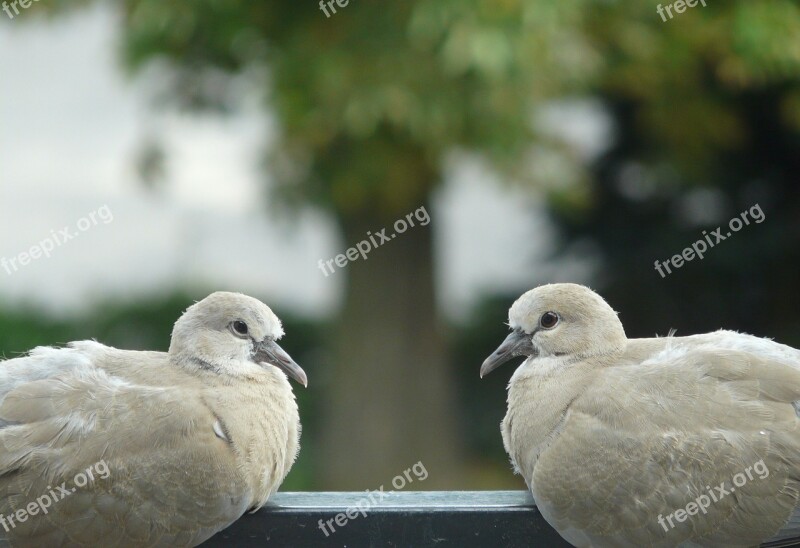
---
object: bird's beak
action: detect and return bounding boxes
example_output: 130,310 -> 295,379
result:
480,328 -> 536,378
254,339 -> 308,387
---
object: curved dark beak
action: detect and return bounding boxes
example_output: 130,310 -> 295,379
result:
480,328 -> 536,378
254,339 -> 308,387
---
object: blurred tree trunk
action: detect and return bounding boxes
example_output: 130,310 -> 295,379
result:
319,202 -> 464,489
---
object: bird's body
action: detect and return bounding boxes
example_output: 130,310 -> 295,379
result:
482,284 -> 800,548
0,292 -> 306,547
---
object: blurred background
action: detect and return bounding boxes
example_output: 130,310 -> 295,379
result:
1,0 -> 799,491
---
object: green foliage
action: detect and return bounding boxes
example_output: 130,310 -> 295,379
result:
20,1 -> 798,215
89,0 -> 800,217
91,0 -> 597,217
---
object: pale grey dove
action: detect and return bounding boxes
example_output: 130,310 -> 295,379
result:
481,283 -> 800,548
0,291 -> 306,547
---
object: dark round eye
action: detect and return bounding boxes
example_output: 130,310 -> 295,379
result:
540,312 -> 559,329
232,321 -> 249,336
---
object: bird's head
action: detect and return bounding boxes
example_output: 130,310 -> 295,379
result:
169,291 -> 307,386
480,283 -> 626,377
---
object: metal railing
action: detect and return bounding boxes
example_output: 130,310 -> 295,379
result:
202,490 -> 798,547
202,491 -> 570,547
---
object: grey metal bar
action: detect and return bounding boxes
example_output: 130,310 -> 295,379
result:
202,490 -> 799,547
201,490 -> 570,547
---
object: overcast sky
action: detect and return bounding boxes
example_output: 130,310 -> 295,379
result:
0,4 -> 604,319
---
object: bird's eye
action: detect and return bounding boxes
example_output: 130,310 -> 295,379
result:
540,312 -> 559,329
231,321 -> 249,337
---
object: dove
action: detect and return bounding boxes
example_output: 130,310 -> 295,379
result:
0,291 -> 307,547
481,283 -> 800,547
